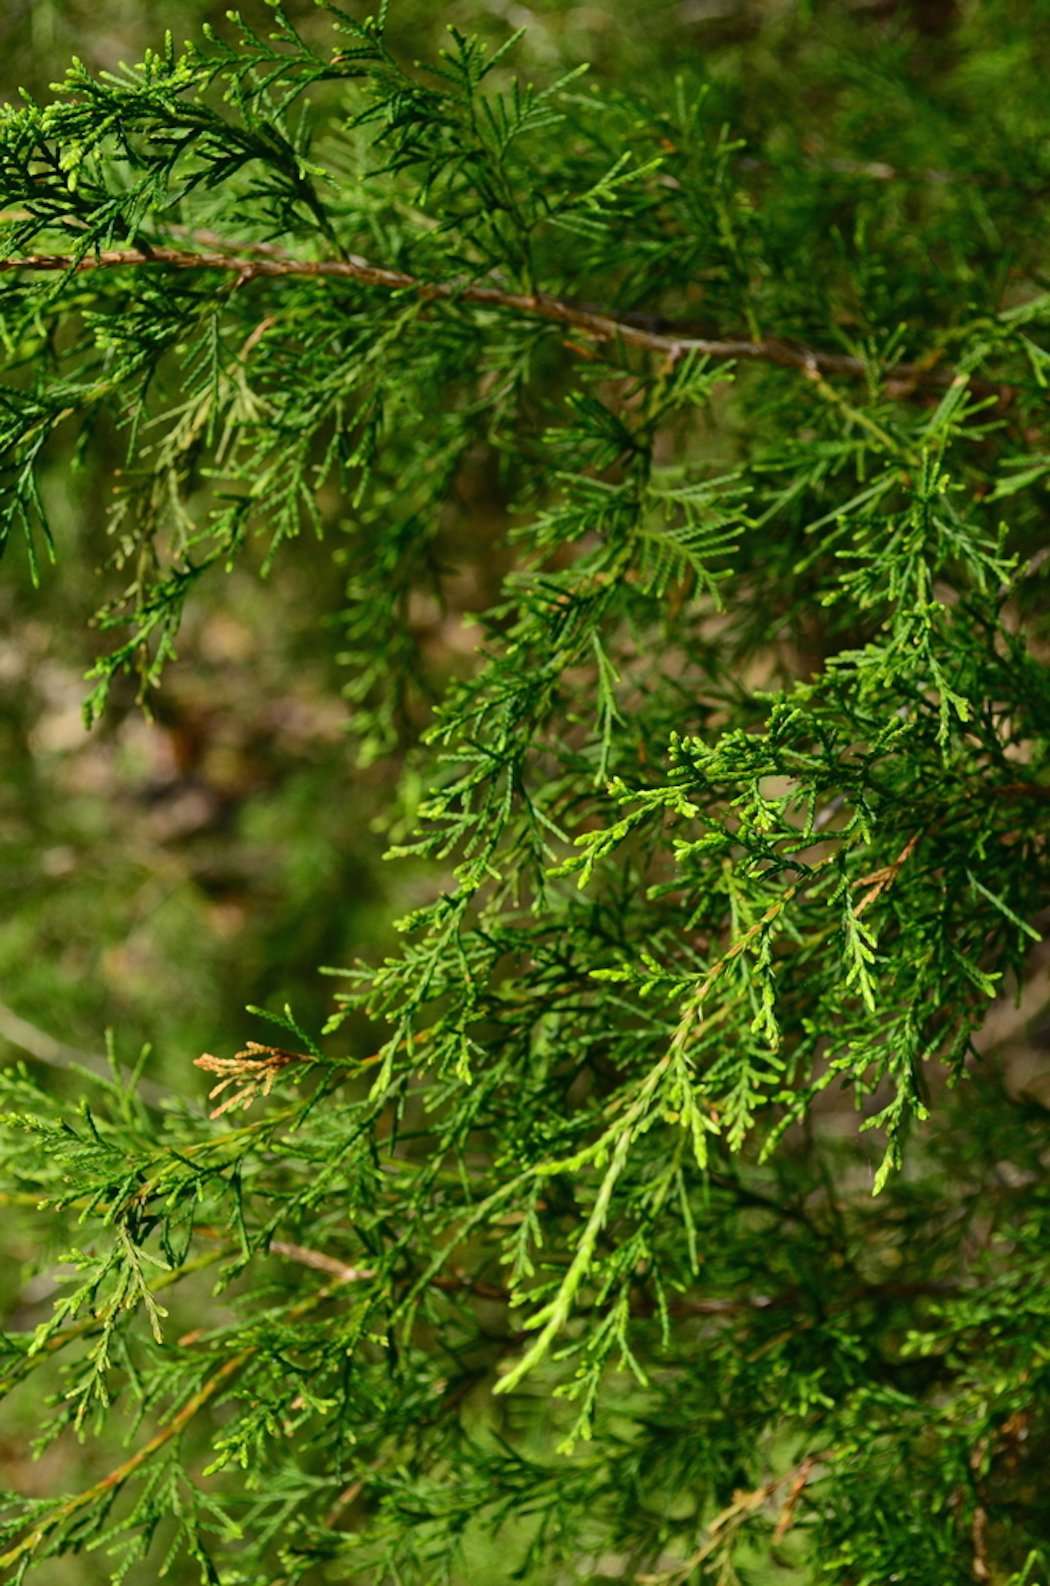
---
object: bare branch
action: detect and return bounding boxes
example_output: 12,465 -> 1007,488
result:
269,1239 -> 375,1284
0,243 -> 1007,396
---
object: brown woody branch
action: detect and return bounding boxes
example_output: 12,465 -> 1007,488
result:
267,1237 -> 958,1321
0,242 -> 1004,396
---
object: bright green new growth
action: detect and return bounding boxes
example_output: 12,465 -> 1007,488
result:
1,2 -> 1049,1581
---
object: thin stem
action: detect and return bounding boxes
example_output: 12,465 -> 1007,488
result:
0,244 -> 1007,396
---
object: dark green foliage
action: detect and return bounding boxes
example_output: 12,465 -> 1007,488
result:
1,2 -> 1049,1581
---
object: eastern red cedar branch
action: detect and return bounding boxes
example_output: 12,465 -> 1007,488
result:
0,242 -> 1006,396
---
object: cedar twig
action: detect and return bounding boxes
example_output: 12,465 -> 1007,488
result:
0,1217 -> 959,1403
972,940 -> 1050,1053
0,1248 -> 225,1398
0,1222 -> 953,1570
637,1453 -> 825,1583
773,1453 -> 819,1540
194,1042 -> 310,1117
853,830 -> 922,917
0,244 -> 1009,397
0,1234 -> 477,1570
